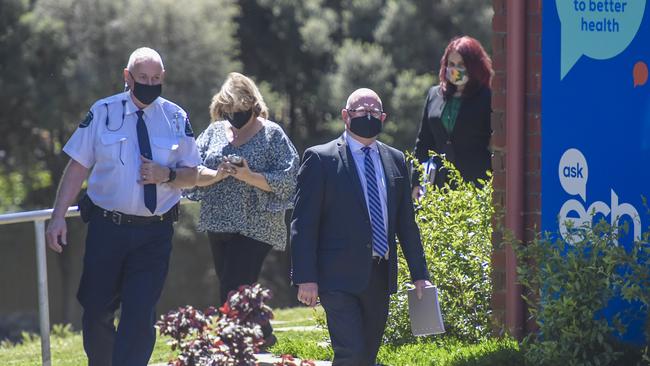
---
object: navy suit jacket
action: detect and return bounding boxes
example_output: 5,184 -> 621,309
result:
290,135 -> 429,294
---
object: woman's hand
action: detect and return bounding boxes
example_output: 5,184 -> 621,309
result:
228,157 -> 251,182
195,161 -> 235,187
213,160 -> 236,183
228,158 -> 273,192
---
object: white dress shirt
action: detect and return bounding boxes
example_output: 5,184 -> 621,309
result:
344,131 -> 389,258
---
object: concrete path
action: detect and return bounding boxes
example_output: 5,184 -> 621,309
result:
273,325 -> 320,332
254,352 -> 332,365
150,353 -> 332,365
150,324 -> 332,365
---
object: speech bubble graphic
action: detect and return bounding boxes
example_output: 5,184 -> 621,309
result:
633,61 -> 648,87
557,0 -> 646,79
559,148 -> 589,201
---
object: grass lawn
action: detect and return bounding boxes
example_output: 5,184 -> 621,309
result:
0,308 -> 321,366
0,324 -> 175,366
270,307 -> 523,366
270,330 -> 522,366
0,307 -> 522,366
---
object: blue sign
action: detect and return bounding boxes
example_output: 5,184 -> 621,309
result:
542,0 -> 650,343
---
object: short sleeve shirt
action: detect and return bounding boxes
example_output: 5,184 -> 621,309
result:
185,120 -> 299,250
63,92 -> 201,216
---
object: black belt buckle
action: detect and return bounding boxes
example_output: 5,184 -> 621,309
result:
110,211 -> 122,225
372,256 -> 385,264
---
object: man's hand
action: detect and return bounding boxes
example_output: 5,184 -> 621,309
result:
411,186 -> 423,201
45,159 -> 89,253
139,155 -> 169,184
46,216 -> 67,253
297,282 -> 319,307
414,279 -> 432,300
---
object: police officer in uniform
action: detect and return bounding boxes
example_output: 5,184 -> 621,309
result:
45,47 -> 200,366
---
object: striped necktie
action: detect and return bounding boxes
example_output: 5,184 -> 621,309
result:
136,110 -> 157,214
361,146 -> 388,258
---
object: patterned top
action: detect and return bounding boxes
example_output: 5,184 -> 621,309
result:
184,120 -> 299,250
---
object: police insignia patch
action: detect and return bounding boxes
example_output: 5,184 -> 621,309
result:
184,117 -> 194,137
79,110 -> 93,128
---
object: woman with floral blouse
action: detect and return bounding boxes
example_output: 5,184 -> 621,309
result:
185,72 -> 299,348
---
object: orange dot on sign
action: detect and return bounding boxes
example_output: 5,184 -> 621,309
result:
633,61 -> 648,87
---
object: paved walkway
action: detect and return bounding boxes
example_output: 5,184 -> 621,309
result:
151,353 -> 332,366
253,353 -> 332,365
273,325 -> 320,332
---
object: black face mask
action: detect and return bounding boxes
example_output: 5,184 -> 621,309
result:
349,115 -> 383,138
129,72 -> 162,105
226,109 -> 253,129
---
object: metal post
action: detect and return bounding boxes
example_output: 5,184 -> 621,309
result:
34,220 -> 51,366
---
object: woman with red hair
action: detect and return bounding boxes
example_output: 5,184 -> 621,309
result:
412,36 -> 493,198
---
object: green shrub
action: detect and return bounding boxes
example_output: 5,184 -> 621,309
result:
383,156 -> 494,345
516,219 -> 650,366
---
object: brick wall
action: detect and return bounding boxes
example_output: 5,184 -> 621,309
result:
490,0 -> 542,335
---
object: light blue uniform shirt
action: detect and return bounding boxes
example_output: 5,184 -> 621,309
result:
344,131 -> 389,258
63,92 -> 201,216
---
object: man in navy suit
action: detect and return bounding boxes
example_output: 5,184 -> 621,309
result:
291,88 -> 431,366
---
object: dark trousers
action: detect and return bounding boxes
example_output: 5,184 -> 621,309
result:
208,232 -> 273,336
77,211 -> 173,366
319,259 -> 390,366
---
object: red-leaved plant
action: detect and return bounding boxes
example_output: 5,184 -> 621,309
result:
156,283 -> 273,366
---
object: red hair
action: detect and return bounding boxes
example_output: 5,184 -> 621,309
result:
439,36 -> 493,99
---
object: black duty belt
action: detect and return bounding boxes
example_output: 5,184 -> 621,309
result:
96,205 -> 178,226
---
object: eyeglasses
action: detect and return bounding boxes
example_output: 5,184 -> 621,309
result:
346,108 -> 383,119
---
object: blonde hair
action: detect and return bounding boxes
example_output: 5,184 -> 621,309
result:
209,72 -> 268,121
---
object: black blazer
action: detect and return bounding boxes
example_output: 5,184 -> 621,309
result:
290,136 -> 429,294
413,85 -> 492,186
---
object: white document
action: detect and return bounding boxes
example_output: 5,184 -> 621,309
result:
407,285 -> 445,336
423,159 -> 437,184
420,159 -> 437,194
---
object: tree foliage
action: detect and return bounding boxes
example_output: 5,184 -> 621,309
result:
0,0 -> 491,211
0,0 -> 239,210
0,0 -> 492,321
236,0 -> 492,152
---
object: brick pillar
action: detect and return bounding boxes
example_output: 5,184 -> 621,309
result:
524,0 -> 542,333
490,0 -> 542,336
490,0 -> 508,335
